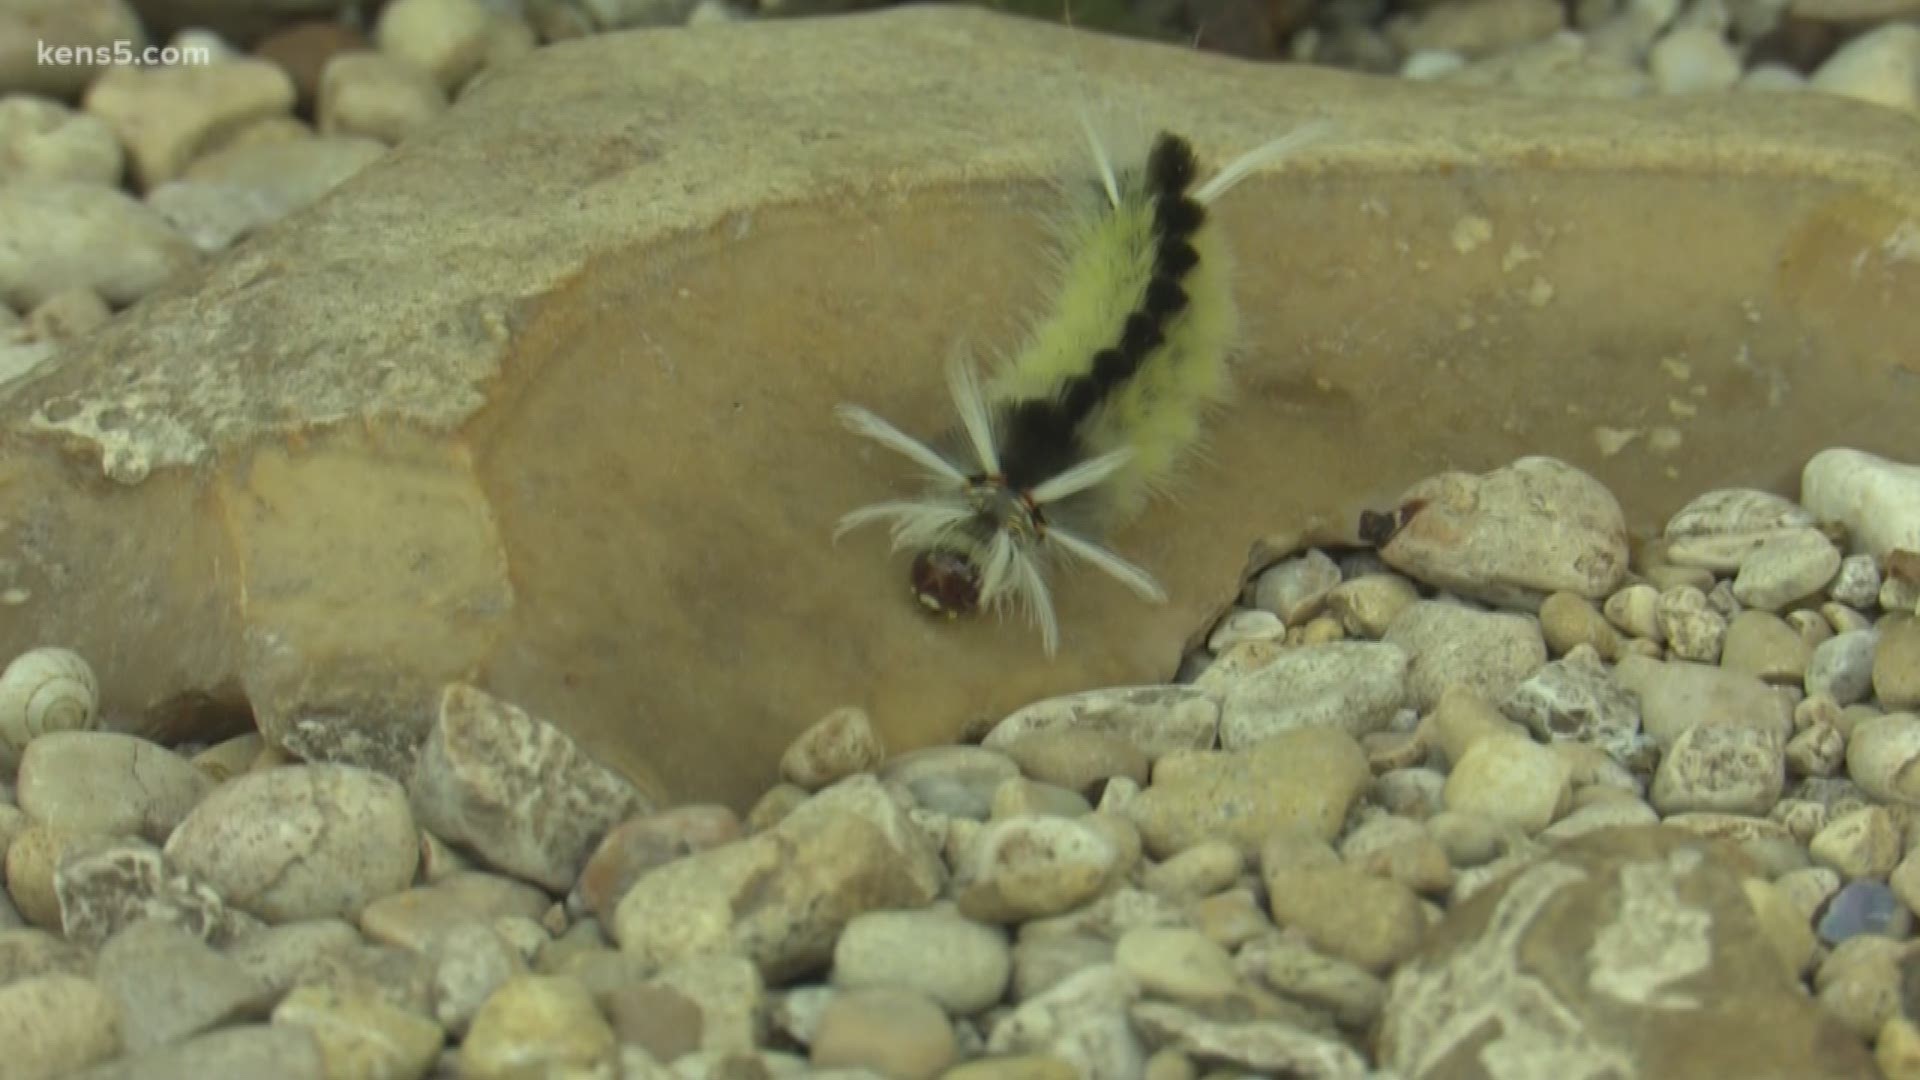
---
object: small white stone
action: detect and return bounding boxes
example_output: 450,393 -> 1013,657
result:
1803,449 -> 1920,558
376,0 -> 497,91
0,95 -> 123,185
1732,527 -> 1841,611
1830,554 -> 1882,608
318,52 -> 450,145
1809,24 -> 1920,114
81,59 -> 296,190
1402,49 -> 1468,79
1650,27 -> 1742,92
1741,62 -> 1807,91
0,182 -> 197,310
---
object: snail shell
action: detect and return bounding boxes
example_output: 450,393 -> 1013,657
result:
0,646 -> 100,767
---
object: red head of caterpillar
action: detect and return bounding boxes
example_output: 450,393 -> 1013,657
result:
836,121 -> 1329,655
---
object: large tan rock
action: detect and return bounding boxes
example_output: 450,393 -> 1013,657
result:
2,9 -> 1918,808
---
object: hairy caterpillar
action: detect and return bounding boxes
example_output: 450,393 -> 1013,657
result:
835,119 -> 1327,655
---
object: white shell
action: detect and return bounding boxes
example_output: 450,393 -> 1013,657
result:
0,646 -> 99,767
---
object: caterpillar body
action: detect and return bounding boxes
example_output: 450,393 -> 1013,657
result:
836,120 -> 1326,655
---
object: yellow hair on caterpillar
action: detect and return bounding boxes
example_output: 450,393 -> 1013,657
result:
835,120 -> 1328,655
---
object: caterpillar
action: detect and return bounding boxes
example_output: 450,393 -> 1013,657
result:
835,119 -> 1327,655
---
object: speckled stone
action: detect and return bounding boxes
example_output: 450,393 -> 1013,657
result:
163,764 -> 418,924
780,706 -> 886,790
1122,728 -> 1370,858
1649,723 -> 1784,816
409,683 -> 649,893
1216,641 -> 1410,747
1384,601 -> 1549,711
1380,826 -> 1876,1078
1808,631 -> 1881,705
833,907 -> 1010,1015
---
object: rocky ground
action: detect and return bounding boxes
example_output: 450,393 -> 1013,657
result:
3,1 -> 1920,1079
3,446 -> 1920,1078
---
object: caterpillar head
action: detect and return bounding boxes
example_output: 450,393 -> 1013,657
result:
833,357 -> 1167,655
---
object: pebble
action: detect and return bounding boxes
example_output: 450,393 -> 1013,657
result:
429,922 -> 527,1035
163,763 -> 419,923
1846,712 -> 1920,804
1206,608 -> 1286,651
1113,927 -> 1241,1004
1500,648 -> 1647,763
1122,728 -> 1369,857
459,975 -> 616,1079
1808,23 -> 1920,113
1809,630 -> 1881,704
1832,554 -> 1883,608
1650,26 -> 1742,91
1428,680 -> 1528,757
54,837 -> 261,948
1262,844 -> 1427,972
1721,609 -> 1811,684
1603,582 -> 1662,638
613,777 -> 942,981
1803,449 -> 1920,557
375,0 -> 498,91
1817,878 -> 1911,944
16,731 -> 211,842
1251,548 -> 1341,624
1785,720 -> 1846,777
0,973 -> 123,1080
571,803 -> 739,919
832,908 -> 1010,1015
957,815 -> 1119,923
270,985 -> 445,1080
983,686 -> 1218,761
1614,653 -> 1793,746
0,181 -> 198,310
1742,877 -> 1817,977
781,705 -> 887,790
812,986 -> 956,1079
1140,839 -> 1243,902
1387,0 -> 1566,57
1441,734 -> 1570,833
1656,584 -> 1727,661
1881,1018 -> 1920,1080
0,95 -> 122,184
81,59 -> 297,190
1732,527 -> 1842,610
410,682 -> 649,893
996,727 -> 1149,796
1238,932 -> 1384,1029
1815,934 -> 1906,1039
986,964 -> 1144,1076
1325,573 -> 1419,638
1538,591 -> 1620,659
80,1024 -> 326,1080
1875,618 -> 1920,708
1649,722 -> 1784,815
150,134 -> 387,252
1809,806 -> 1902,878
1378,457 -> 1629,605
1129,1000 -> 1369,1076
1216,640 -> 1409,747
1384,600 -> 1548,710
318,52 -> 451,145
94,919 -> 267,1052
